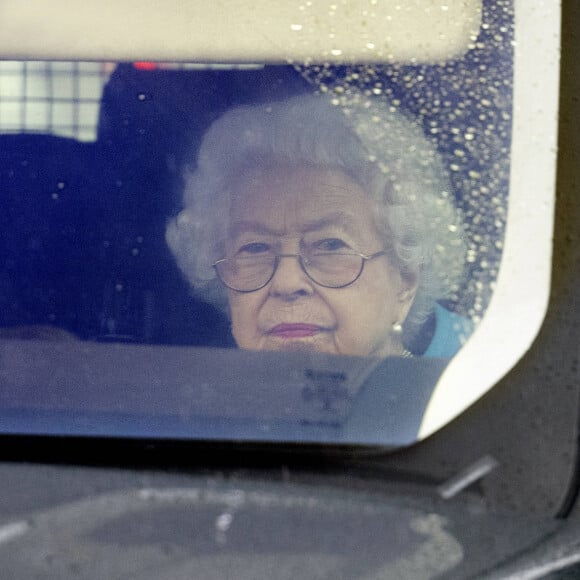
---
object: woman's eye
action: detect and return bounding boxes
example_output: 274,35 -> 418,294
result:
237,242 -> 271,255
314,238 -> 350,252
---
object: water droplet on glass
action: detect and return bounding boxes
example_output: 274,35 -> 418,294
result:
215,512 -> 233,533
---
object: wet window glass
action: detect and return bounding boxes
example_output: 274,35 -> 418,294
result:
0,0 -> 537,446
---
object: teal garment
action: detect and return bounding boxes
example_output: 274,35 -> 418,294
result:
423,304 -> 474,358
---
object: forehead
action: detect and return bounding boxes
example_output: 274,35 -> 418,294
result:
229,165 -> 378,234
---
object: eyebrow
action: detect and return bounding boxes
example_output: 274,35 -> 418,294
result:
229,212 -> 359,239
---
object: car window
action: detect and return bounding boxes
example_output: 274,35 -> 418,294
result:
0,0 -> 559,445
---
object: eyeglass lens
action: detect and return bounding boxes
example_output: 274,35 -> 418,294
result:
215,253 -> 367,292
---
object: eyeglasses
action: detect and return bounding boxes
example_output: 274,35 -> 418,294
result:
213,250 -> 387,293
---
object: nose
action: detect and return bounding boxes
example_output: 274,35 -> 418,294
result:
268,254 -> 315,300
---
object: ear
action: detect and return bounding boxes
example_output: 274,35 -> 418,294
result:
396,272 -> 418,323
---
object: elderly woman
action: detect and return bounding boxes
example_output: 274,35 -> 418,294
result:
167,94 -> 471,358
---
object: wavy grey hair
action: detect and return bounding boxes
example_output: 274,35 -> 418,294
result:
166,93 -> 465,347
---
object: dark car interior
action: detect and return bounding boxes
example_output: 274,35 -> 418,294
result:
0,65 -> 316,347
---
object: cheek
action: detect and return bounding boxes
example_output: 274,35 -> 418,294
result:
333,292 -> 389,339
228,292 -> 261,346
331,269 -> 401,351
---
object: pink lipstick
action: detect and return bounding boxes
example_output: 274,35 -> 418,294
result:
269,323 -> 322,338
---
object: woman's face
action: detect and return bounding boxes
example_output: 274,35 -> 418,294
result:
225,165 -> 417,357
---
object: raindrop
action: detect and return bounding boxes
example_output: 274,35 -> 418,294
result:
215,512 -> 233,533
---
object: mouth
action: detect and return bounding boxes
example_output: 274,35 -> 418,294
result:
268,323 -> 325,339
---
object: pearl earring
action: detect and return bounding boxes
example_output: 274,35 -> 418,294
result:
392,322 -> 403,335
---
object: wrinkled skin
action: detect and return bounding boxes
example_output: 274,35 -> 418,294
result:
225,165 -> 416,357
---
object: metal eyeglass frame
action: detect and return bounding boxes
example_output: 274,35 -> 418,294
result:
212,250 -> 388,293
